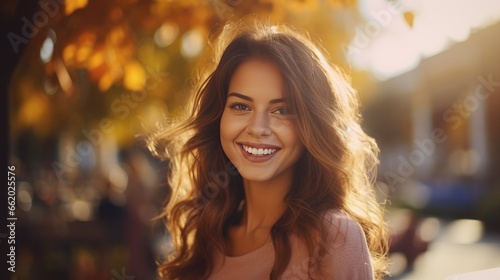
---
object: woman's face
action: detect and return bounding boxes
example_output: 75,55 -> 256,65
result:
220,59 -> 304,183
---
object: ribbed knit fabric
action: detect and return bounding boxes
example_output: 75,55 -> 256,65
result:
208,209 -> 373,280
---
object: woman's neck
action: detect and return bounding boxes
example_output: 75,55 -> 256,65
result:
240,170 -> 292,233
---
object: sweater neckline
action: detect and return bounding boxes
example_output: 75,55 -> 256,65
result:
224,240 -> 273,259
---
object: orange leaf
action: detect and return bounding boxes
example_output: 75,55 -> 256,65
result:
403,11 -> 414,28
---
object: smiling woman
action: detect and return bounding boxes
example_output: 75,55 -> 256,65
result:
149,18 -> 388,280
220,59 -> 304,183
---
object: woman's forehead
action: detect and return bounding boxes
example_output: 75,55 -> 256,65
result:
227,59 -> 285,101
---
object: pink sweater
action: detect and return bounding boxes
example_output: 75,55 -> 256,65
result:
208,210 -> 373,279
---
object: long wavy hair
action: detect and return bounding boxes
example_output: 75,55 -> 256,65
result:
149,19 -> 388,280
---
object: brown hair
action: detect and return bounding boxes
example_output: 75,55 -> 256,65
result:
149,19 -> 388,279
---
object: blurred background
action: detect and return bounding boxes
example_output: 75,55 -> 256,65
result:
3,0 -> 500,279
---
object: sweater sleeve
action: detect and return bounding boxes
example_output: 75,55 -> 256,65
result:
316,210 -> 374,280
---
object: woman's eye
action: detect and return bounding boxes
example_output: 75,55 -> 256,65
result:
273,107 -> 289,115
229,103 -> 249,111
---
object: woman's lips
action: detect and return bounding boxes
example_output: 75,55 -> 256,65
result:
237,143 -> 281,163
241,144 -> 278,156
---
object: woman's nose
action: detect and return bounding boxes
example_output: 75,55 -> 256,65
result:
246,111 -> 272,137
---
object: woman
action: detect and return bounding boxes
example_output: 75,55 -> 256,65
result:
149,19 -> 388,279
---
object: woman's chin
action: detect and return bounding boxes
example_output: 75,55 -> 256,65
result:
238,170 -> 275,183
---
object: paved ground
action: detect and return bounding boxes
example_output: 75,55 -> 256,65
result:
387,219 -> 500,280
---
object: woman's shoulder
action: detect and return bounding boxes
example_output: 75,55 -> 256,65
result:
317,208 -> 374,279
322,209 -> 364,237
320,209 -> 368,250
283,209 -> 373,279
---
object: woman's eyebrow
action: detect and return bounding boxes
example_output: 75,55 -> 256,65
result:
228,92 -> 252,101
227,92 -> 286,104
269,98 -> 285,104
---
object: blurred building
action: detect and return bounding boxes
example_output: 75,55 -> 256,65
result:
365,20 -> 500,226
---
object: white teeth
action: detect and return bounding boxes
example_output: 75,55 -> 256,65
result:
242,145 -> 277,156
